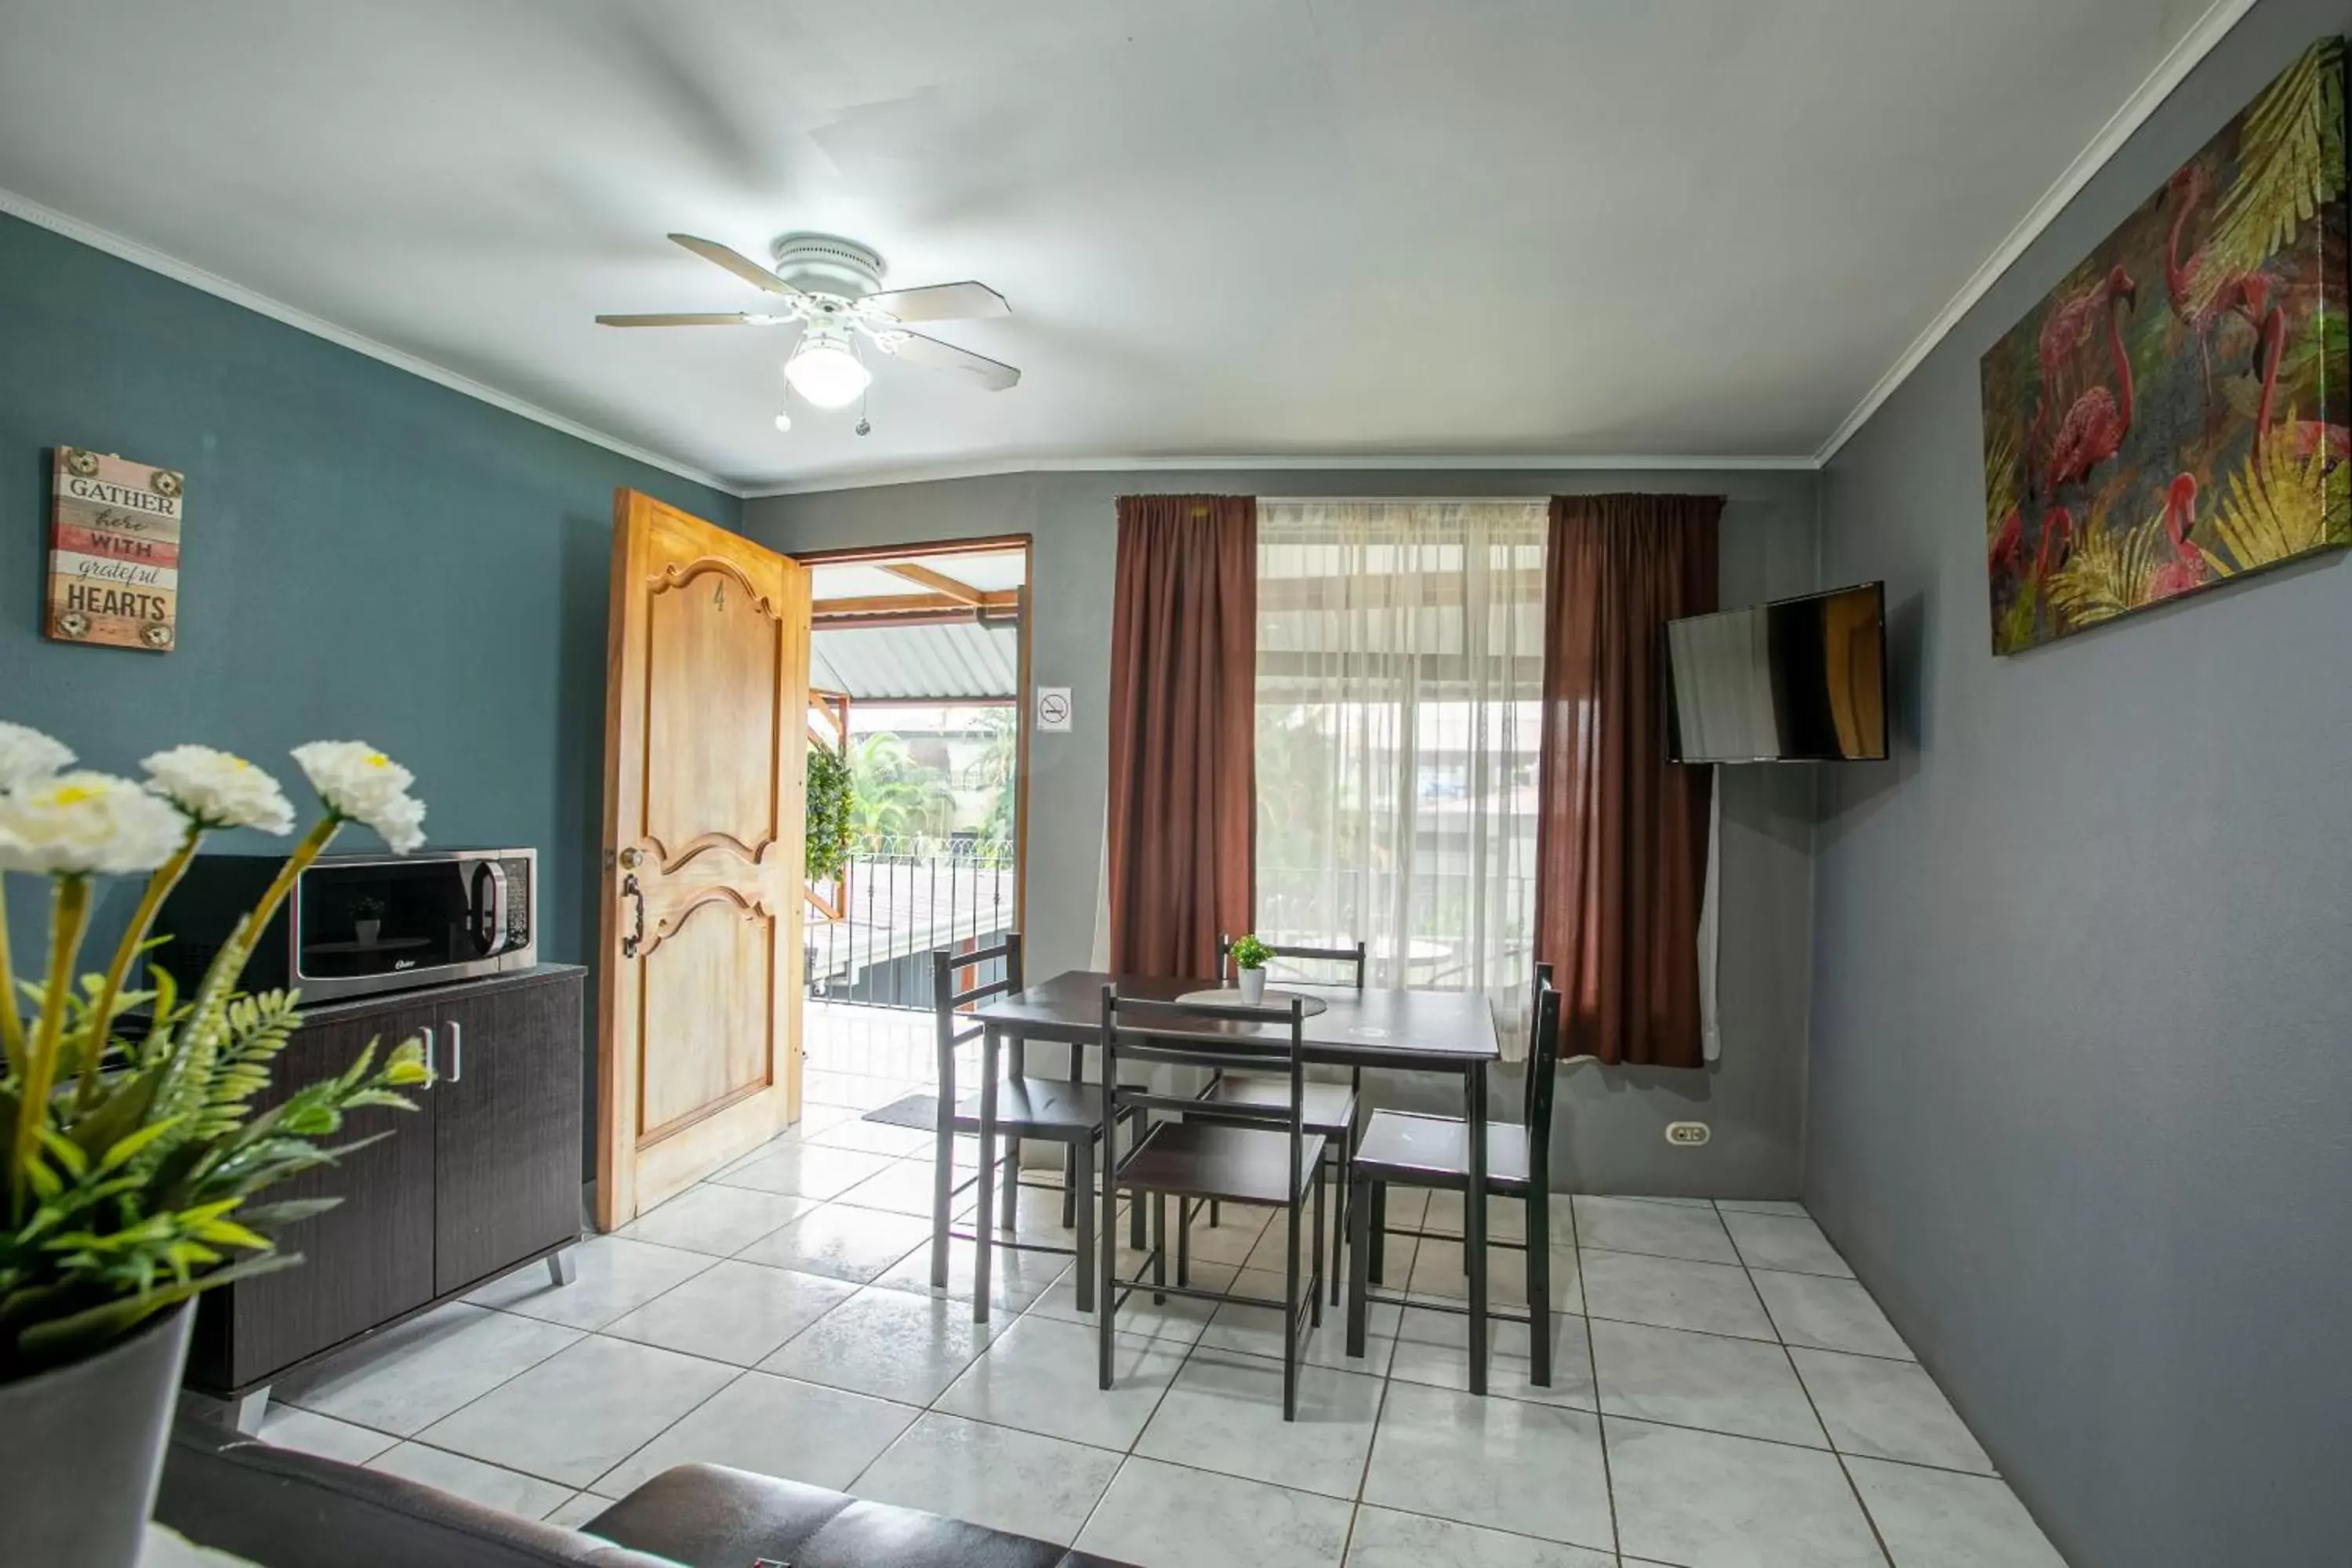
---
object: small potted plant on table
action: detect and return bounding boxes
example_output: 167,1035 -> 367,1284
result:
0,724 -> 431,1566
351,894 -> 386,946
1231,934 -> 1272,1004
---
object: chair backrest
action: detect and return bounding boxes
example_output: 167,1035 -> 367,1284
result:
1099,990 -> 1312,1191
931,933 -> 1023,1085
1522,962 -> 1562,1188
1217,933 -> 1368,989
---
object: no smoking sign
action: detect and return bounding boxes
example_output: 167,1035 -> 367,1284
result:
1035,686 -> 1073,733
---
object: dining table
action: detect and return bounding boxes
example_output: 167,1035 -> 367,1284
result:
964,968 -> 1508,1392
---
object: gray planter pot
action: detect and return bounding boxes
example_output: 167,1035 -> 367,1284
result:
0,1303 -> 194,1567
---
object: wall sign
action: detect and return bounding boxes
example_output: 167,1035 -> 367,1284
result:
46,447 -> 182,653
1035,686 -> 1072,733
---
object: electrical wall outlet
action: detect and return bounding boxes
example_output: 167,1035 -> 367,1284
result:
1665,1120 -> 1711,1147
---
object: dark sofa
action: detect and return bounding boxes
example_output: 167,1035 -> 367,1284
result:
158,1421 -> 1138,1568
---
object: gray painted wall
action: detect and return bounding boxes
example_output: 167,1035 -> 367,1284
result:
1809,8 -> 2352,1566
746,467 -> 1820,1196
0,212 -> 741,1169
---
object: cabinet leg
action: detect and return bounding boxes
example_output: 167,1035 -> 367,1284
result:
226,1386 -> 270,1437
546,1246 -> 578,1287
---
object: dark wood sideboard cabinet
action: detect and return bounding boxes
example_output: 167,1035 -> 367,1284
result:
183,964 -> 586,1428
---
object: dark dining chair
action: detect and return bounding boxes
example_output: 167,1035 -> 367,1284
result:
1098,989 -> 1324,1419
1196,935 -> 1365,1303
1345,964 -> 1562,1385
864,935 -> 1138,1321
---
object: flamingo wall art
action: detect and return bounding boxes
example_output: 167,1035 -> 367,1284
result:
1980,36 -> 2350,655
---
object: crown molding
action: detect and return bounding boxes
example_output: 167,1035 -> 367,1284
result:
739,449 -> 1820,499
0,185 -> 737,495
1810,0 -> 2259,466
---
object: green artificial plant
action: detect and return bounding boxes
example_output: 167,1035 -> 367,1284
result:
805,738 -> 856,884
0,727 -> 431,1378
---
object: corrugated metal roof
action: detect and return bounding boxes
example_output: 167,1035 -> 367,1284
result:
810,621 -> 1019,701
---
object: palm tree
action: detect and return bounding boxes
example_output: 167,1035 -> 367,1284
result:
962,709 -> 1018,851
848,732 -> 956,848
1254,706 -> 1345,938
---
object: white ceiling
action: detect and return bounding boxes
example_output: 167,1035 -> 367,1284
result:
808,547 -> 1027,602
0,0 -> 2221,492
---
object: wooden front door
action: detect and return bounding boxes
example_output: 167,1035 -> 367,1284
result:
597,489 -> 810,1229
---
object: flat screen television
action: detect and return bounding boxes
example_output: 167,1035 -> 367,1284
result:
1666,582 -> 1888,763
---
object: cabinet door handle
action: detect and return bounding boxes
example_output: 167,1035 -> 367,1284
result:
447,1019 -> 464,1083
419,1024 -> 437,1091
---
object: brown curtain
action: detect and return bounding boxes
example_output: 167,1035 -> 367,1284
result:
1105,495 -> 1257,977
1534,493 -> 1722,1067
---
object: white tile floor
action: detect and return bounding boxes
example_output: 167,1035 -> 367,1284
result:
256,1003 -> 2068,1568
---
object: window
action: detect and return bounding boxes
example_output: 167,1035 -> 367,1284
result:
1254,500 -> 1545,1029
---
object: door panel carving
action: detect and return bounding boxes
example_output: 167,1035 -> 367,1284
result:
642,560 -> 783,866
637,895 -> 774,1142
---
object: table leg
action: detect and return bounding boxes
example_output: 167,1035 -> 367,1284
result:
1075,1138 -> 1096,1316
1465,1060 -> 1489,1396
931,1023 -> 956,1290
1331,1144 -> 1348,1307
1152,1192 -> 1170,1304
1310,1167 -> 1327,1329
1345,1168 -> 1371,1358
1127,1117 -> 1148,1250
1001,1142 -> 1021,1233
1000,1036 -> 1023,1232
974,1023 -> 1000,1323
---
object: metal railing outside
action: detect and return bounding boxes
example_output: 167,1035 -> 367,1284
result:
806,833 -> 1014,1009
1254,859 -> 1536,993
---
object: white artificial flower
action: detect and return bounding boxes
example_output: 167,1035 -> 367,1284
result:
0,771 -> 190,876
292,741 -> 427,855
0,722 -> 74,791
143,746 -> 297,835
368,793 -> 427,856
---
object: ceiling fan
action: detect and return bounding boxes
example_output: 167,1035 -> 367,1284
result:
597,232 -> 1020,428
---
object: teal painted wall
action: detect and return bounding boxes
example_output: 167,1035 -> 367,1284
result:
0,212 -> 740,1160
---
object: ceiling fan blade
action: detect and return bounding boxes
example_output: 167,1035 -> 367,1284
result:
883,329 -> 1022,390
594,312 -> 782,328
668,234 -> 801,297
857,280 -> 1011,323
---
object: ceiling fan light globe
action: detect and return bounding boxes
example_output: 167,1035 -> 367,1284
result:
784,340 -> 872,408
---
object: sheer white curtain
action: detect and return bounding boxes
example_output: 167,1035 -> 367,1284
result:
1254,500 -> 1545,1053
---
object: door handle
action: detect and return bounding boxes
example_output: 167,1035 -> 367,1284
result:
418,1023 -> 437,1091
620,873 -> 646,958
447,1018 -> 464,1084
472,861 -> 508,956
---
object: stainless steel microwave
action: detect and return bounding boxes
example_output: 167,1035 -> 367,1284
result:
158,848 -> 538,1002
